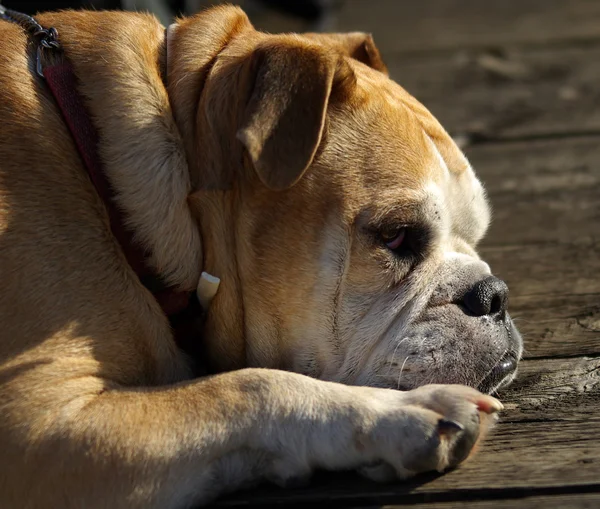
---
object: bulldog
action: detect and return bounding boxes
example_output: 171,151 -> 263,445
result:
0,5 -> 523,509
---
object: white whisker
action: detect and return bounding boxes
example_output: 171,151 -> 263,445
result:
397,355 -> 411,390
387,336 -> 409,375
473,348 -> 508,390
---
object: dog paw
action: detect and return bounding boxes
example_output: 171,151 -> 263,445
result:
355,384 -> 502,480
255,376 -> 501,489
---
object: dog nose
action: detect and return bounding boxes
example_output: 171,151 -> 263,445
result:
463,276 -> 509,316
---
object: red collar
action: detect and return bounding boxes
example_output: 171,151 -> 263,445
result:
44,65 -> 193,317
2,7 -> 193,318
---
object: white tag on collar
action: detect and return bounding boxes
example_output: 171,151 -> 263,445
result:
197,271 -> 220,310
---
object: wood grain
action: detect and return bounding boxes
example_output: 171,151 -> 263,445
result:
380,493 -> 600,508
337,0 -> 600,54
387,46 -> 600,140
504,292 -> 600,359
480,243 -> 600,297
499,356 -> 600,421
467,137 -> 600,245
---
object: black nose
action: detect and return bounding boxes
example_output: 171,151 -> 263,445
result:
463,276 -> 509,317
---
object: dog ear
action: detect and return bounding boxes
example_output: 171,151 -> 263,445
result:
237,43 -> 339,191
304,32 -> 388,74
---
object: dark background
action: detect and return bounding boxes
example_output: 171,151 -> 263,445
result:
17,0 -> 336,26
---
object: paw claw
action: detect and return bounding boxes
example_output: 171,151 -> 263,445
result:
437,418 -> 464,436
476,395 -> 504,414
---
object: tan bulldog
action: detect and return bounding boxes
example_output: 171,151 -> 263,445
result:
0,5 -> 522,508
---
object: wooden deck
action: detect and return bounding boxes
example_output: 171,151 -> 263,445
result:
212,1 -> 600,507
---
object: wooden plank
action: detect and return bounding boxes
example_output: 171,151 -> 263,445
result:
499,356 -> 600,421
503,292 -> 600,359
480,243 -> 600,298
386,46 -> 600,140
216,356 -> 600,508
466,137 -> 600,245
336,0 -> 600,54
244,1 -> 600,57
379,493 -> 600,508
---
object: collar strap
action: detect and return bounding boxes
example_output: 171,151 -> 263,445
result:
2,6 -> 192,317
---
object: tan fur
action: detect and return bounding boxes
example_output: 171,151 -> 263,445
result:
0,6 -> 512,509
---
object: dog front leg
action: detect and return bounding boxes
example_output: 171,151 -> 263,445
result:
3,368 -> 502,509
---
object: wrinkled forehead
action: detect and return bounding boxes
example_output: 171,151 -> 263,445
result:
327,62 -> 490,243
353,63 -> 470,175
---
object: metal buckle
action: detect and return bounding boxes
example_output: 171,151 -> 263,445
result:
34,27 -> 60,77
0,4 -> 61,78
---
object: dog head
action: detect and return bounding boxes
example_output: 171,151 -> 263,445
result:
168,6 -> 523,393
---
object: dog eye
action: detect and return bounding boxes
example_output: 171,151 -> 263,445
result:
380,228 -> 406,251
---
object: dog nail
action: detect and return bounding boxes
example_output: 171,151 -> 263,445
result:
438,418 -> 464,436
477,396 -> 504,414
